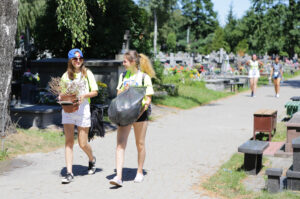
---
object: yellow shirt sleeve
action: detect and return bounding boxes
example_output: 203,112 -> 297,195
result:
61,72 -> 68,82
116,73 -> 124,90
87,70 -> 98,91
144,74 -> 154,96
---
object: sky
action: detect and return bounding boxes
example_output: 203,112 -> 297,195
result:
212,0 -> 252,26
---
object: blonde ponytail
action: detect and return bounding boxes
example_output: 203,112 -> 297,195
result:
139,53 -> 156,78
124,50 -> 156,78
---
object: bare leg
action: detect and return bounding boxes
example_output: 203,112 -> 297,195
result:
78,126 -> 93,161
253,77 -> 258,94
64,124 -> 75,174
133,121 -> 148,175
250,78 -> 254,93
275,78 -> 281,94
116,125 -> 132,180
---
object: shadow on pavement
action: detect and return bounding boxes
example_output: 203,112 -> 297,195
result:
106,168 -> 148,188
281,80 -> 300,88
60,165 -> 102,176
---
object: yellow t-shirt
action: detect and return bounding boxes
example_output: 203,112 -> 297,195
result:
249,60 -> 259,70
61,70 -> 98,103
116,71 -> 154,96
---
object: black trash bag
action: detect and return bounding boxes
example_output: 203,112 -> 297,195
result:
108,86 -> 146,126
88,104 -> 106,141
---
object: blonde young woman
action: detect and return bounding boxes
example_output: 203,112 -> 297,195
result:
60,49 -> 98,184
246,54 -> 263,97
109,50 -> 155,187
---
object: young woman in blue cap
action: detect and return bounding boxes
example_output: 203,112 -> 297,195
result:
60,49 -> 99,184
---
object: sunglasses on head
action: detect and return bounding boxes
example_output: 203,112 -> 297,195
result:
72,57 -> 83,61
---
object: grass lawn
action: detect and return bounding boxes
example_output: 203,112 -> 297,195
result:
152,81 -> 234,109
0,128 -> 70,161
202,153 -> 300,199
283,70 -> 300,79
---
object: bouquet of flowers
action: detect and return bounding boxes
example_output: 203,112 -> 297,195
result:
48,77 -> 86,113
22,71 -> 40,85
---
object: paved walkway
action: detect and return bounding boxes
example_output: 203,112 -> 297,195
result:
1,77 -> 300,199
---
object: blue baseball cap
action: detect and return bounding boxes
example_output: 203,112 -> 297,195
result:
68,48 -> 83,59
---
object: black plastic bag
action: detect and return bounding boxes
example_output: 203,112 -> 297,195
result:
88,104 -> 106,141
108,86 -> 146,126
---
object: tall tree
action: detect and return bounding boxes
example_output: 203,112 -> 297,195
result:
208,27 -> 230,53
17,0 -> 46,46
224,3 -> 242,52
181,0 -> 218,55
34,0 -> 151,58
139,0 -> 176,55
181,0 -> 218,52
159,9 -> 188,51
283,0 -> 300,56
56,0 -> 105,48
0,0 -> 19,145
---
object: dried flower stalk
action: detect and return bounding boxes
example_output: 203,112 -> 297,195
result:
48,77 -> 86,97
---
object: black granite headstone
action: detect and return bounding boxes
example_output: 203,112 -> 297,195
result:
238,140 -> 269,175
292,137 -> 300,171
266,168 -> 282,193
287,169 -> 300,191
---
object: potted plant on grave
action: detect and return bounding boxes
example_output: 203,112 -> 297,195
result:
21,70 -> 40,104
48,77 -> 85,113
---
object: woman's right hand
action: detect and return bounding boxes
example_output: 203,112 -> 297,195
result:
124,84 -> 129,90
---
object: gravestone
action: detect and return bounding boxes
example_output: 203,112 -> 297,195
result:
285,112 -> 300,152
292,137 -> 300,171
170,53 -> 175,67
238,140 -> 269,175
266,168 -> 283,193
287,137 -> 300,190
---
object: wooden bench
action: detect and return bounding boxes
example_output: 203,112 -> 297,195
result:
238,140 -> 269,175
253,109 -> 277,141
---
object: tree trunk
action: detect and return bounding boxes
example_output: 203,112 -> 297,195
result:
153,9 -> 157,57
186,26 -> 190,44
0,0 -> 19,140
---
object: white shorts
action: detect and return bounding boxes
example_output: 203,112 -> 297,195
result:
248,69 -> 260,78
62,100 -> 91,127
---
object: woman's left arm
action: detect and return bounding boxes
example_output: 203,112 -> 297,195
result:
139,95 -> 152,116
143,95 -> 152,111
79,91 -> 98,103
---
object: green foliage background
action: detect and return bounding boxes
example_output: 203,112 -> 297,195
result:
17,0 -> 300,58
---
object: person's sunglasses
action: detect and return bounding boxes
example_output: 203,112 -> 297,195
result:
72,57 -> 83,62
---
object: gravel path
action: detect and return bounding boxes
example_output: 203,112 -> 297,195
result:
1,77 -> 300,199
